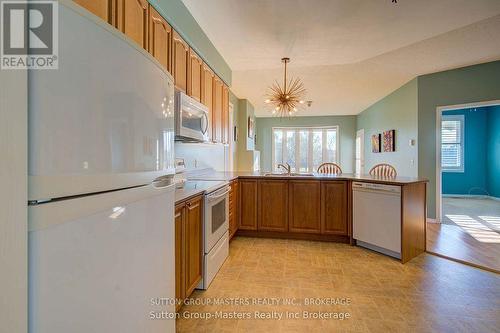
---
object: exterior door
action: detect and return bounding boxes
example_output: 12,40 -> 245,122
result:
355,129 -> 365,175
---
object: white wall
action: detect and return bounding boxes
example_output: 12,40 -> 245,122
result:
0,69 -> 28,332
175,142 -> 227,171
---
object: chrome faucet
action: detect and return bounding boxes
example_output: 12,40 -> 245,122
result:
277,163 -> 291,175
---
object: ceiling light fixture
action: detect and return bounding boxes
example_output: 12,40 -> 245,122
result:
265,57 -> 307,118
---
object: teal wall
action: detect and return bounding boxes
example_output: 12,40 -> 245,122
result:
356,79 -> 418,177
418,60 -> 500,218
442,108 -> 488,195
487,106 -> 500,198
151,0 -> 231,85
255,116 -> 356,173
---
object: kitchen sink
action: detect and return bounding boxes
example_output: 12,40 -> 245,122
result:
263,172 -> 315,177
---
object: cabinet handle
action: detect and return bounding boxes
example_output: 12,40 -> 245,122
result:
187,202 -> 199,210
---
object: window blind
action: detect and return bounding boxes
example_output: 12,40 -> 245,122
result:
441,116 -> 464,171
272,127 -> 338,172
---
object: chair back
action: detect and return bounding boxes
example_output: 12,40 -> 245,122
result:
369,164 -> 397,178
317,163 -> 343,175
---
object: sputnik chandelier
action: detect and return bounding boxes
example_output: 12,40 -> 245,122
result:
264,57 -> 307,117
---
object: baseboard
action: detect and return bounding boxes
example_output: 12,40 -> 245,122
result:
442,194 -> 500,201
442,194 -> 488,199
426,218 -> 439,224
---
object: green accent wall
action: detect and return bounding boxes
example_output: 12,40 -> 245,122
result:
418,60 -> 500,218
151,0 -> 231,85
255,116 -> 356,173
356,79 -> 419,178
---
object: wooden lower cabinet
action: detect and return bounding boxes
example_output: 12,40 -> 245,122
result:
174,204 -> 185,312
175,195 -> 203,311
321,181 -> 348,235
237,178 -> 350,242
229,180 -> 239,239
239,179 -> 258,230
289,180 -> 321,233
184,196 -> 203,295
258,180 -> 288,232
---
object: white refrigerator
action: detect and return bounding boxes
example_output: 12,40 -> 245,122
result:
28,3 -> 176,332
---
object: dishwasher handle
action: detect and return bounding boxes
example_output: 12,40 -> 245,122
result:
352,182 -> 401,194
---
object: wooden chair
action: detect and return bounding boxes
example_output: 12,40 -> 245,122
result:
369,163 -> 397,178
317,162 -> 343,175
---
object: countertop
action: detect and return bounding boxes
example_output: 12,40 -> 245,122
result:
187,171 -> 428,185
175,180 -> 228,203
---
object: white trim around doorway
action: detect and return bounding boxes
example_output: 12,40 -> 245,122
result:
435,99 -> 500,223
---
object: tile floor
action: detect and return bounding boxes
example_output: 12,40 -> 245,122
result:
177,237 -> 500,332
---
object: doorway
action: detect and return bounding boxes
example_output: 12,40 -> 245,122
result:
427,100 -> 500,273
355,129 -> 365,175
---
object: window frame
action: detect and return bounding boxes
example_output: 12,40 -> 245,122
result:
271,125 -> 340,173
441,114 -> 465,173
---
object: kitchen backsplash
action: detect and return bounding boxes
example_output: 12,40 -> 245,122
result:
175,142 -> 228,171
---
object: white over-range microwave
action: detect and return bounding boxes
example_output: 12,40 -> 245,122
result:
174,91 -> 210,142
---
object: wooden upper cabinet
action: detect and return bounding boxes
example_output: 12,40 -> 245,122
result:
187,49 -> 203,102
222,84 -> 230,144
116,0 -> 149,49
172,30 -> 189,92
73,0 -> 115,24
184,196 -> 203,296
201,63 -> 214,139
212,76 -> 223,143
258,180 -> 288,232
148,6 -> 172,73
321,181 -> 348,235
289,180 -> 321,233
174,203 -> 185,311
239,179 -> 258,230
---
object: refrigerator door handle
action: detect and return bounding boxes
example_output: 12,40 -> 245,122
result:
152,174 -> 175,188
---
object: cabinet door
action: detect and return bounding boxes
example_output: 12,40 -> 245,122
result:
148,6 -> 172,73
239,180 -> 258,230
222,85 -> 230,144
74,0 -> 115,24
258,180 -> 288,232
117,0 -> 149,49
289,180 -> 321,233
172,30 -> 189,92
174,203 -> 185,311
188,49 -> 203,102
321,181 -> 348,235
229,180 -> 239,238
184,196 -> 203,296
212,76 -> 223,143
201,64 -> 214,140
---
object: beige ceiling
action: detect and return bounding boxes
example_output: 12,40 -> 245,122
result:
182,0 -> 500,116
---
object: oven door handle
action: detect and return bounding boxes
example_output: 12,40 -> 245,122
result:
206,190 -> 229,202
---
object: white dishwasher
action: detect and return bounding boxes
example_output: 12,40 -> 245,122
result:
352,182 -> 401,259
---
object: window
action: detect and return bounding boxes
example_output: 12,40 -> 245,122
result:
441,115 -> 464,172
272,126 -> 339,172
